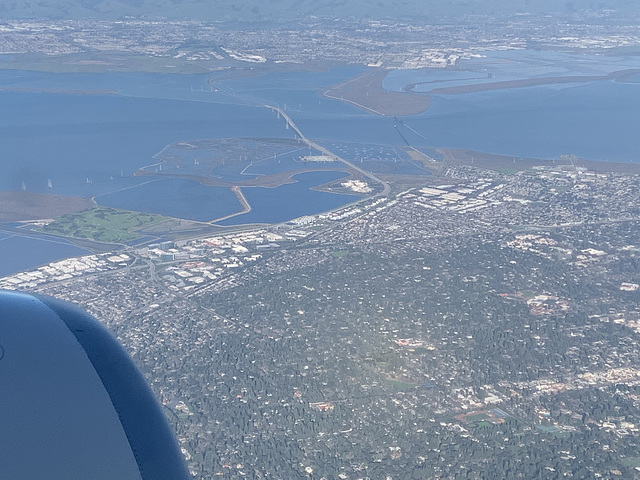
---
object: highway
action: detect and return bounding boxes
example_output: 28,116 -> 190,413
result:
265,105 -> 391,196
207,76 -> 391,196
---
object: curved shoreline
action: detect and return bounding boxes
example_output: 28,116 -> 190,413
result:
427,68 -> 640,95
324,67 -> 640,116
322,69 -> 431,116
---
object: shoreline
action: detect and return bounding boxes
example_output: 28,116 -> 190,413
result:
323,69 -> 431,116
438,148 -> 640,175
210,186 -> 252,224
426,68 -> 640,95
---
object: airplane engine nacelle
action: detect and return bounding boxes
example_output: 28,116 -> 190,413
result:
0,290 -> 191,480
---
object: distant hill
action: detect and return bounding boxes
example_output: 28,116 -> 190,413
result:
1,0 -> 639,21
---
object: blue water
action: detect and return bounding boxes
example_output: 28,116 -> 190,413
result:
384,69 -> 491,93
3,53 -> 640,275
0,69 -> 367,275
368,51 -> 640,162
0,84 -> 293,196
96,178 -> 241,222
1,62 -> 638,203
0,70 -> 231,104
288,78 -> 640,163
3,58 -> 640,199
0,229 -> 90,277
213,65 -> 367,113
219,171 -> 356,226
409,81 -> 640,162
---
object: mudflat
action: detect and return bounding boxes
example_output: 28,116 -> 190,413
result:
324,69 -> 431,116
428,69 -> 640,95
0,191 -> 92,222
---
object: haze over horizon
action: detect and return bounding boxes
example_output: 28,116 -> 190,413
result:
1,0 -> 639,21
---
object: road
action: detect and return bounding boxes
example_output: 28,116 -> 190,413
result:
207,75 -> 390,196
265,105 -> 391,197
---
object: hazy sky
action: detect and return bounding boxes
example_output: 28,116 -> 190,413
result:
1,0 -> 638,21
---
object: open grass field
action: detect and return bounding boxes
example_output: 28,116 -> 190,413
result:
386,379 -> 419,392
38,206 -> 168,243
622,457 -> 640,468
462,413 -> 491,424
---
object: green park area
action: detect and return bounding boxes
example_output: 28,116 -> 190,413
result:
386,379 -> 419,392
622,457 -> 640,468
38,206 -> 167,243
463,413 -> 491,424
